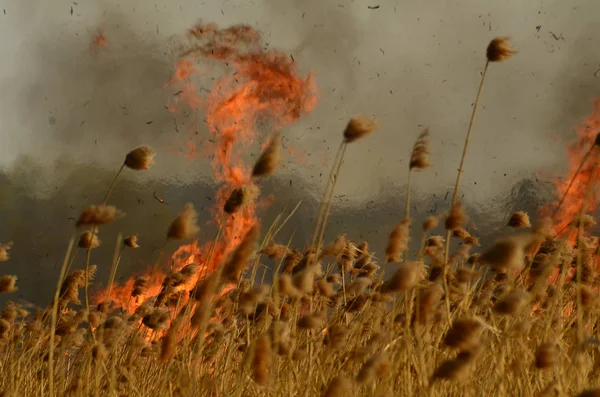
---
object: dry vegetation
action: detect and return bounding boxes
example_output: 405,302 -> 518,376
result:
1,37 -> 600,397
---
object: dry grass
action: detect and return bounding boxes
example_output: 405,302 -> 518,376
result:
1,146 -> 599,397
2,36 -> 600,397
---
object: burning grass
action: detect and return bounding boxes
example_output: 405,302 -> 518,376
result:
1,28 -> 600,397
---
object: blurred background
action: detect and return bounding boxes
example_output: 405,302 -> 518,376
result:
0,0 -> 598,306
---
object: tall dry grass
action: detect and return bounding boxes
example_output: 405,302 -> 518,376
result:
1,37 -> 600,397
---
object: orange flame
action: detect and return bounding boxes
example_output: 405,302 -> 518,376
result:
541,100 -> 600,235
96,21 -> 317,313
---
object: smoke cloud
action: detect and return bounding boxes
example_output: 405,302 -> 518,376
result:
0,0 -> 599,304
1,0 -> 599,198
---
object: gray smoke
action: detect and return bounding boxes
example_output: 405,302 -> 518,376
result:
0,0 -> 599,305
2,0 -> 599,197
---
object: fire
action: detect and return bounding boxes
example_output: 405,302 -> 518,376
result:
96,21 -> 317,313
91,30 -> 108,52
541,100 -> 600,235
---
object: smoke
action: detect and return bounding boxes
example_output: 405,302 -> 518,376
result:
1,0 -> 598,199
1,0 -> 599,304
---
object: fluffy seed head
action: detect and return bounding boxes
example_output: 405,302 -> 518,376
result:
344,277 -> 372,296
278,274 -> 302,298
124,234 -> 140,248
252,335 -> 272,386
479,235 -> 531,271
0,319 -> 9,339
343,116 -> 378,143
380,262 -> 420,293
409,128 -> 431,170
423,216 -> 439,232
494,289 -> 529,315
167,203 -> 200,240
316,279 -> 336,297
298,312 -> 325,329
444,318 -> 483,350
292,267 -> 316,294
508,211 -> 531,228
0,242 -> 13,262
0,276 -> 17,294
431,350 -> 477,382
223,226 -> 259,282
260,243 -> 289,260
535,342 -> 558,369
252,133 -> 281,177
385,218 -> 410,262
572,214 -> 597,229
445,203 -> 468,231
486,37 -> 517,62
132,277 -> 149,298
76,205 -> 120,227
124,146 -> 156,170
78,230 -> 100,249
160,324 -> 177,362
322,235 -> 347,258
92,343 -> 108,362
224,185 -> 259,214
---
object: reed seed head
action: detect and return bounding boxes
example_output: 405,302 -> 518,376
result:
124,234 -> 140,248
76,205 -> 120,227
260,243 -> 289,260
252,133 -> 281,177
167,203 -> 200,240
385,218 -> 410,263
343,116 -> 378,143
431,350 -> 477,382
223,226 -> 260,282
494,289 -> 529,315
0,276 -> 17,294
423,216 -> 439,232
409,128 -> 431,170
224,185 -> 259,214
92,343 -> 108,362
252,335 -> 272,386
479,234 -> 530,271
508,211 -> 531,228
486,37 -> 516,62
132,276 -> 149,298
298,312 -> 325,329
380,262 -> 420,293
444,318 -> 483,350
78,230 -> 101,249
0,242 -> 12,262
160,325 -> 177,362
124,146 -> 156,170
445,203 -> 468,231
535,342 -> 558,369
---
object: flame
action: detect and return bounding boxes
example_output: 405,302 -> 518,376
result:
95,21 -> 317,313
91,30 -> 108,52
541,100 -> 600,235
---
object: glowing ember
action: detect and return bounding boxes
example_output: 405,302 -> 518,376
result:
96,21 -> 317,313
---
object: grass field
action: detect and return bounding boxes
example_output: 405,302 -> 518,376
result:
1,33 -> 600,397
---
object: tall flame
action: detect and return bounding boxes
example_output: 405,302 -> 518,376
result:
97,21 -> 317,312
541,100 -> 600,235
